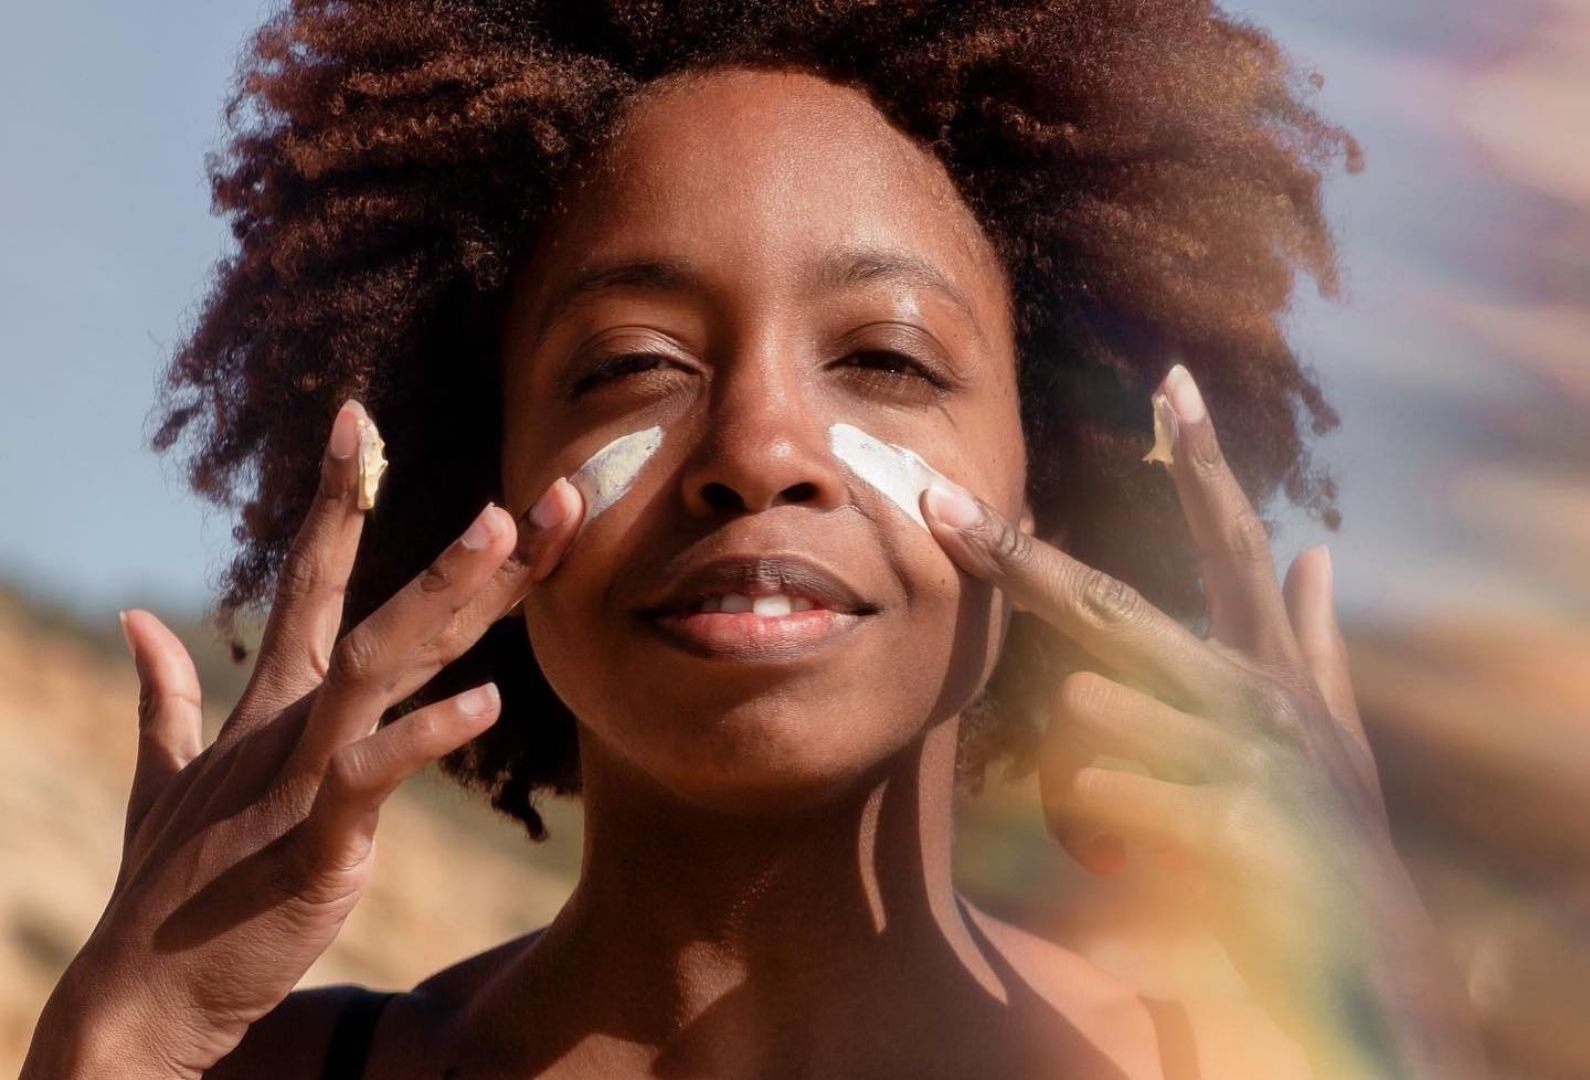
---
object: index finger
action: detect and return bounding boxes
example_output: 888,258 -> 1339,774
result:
921,479 -> 1230,711
226,399 -> 372,735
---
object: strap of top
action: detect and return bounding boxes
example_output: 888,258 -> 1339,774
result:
320,988 -> 399,1080
1142,996 -> 1202,1080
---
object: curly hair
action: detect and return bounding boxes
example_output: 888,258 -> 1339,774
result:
155,0 -> 1360,838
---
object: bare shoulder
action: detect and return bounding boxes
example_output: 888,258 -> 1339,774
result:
965,905 -> 1310,1079
964,905 -> 1163,1075
204,932 -> 542,1080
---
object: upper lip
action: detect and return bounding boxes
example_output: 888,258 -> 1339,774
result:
639,554 -> 875,616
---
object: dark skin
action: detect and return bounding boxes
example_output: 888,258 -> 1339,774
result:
25,67 -> 1484,1080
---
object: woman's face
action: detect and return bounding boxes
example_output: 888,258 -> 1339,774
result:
500,66 -> 1026,814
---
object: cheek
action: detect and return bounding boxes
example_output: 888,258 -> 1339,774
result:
567,424 -> 664,524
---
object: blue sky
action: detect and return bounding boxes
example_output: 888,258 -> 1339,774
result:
2,1 -> 1582,626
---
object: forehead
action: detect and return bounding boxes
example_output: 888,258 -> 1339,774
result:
526,66 -> 1010,335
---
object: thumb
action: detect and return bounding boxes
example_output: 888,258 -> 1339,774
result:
120,609 -> 205,848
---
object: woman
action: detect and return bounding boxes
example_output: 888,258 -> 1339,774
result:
24,2 -> 1485,1077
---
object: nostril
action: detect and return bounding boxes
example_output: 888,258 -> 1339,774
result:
701,481 -> 744,512
779,481 -> 819,504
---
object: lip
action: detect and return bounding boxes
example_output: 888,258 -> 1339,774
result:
637,553 -> 877,661
638,554 -> 875,617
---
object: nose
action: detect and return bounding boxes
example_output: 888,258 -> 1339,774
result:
678,354 -> 847,518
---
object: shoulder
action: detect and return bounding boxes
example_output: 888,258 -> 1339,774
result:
204,932 -> 543,1080
965,905 -> 1310,1079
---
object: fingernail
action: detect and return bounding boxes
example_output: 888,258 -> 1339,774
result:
328,400 -> 361,461
923,479 -> 982,530
116,610 -> 134,658
528,478 -> 572,530
461,503 -> 498,550
1316,544 -> 1333,591
459,682 -> 500,717
1164,364 -> 1206,424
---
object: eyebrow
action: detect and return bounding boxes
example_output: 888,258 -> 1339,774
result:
531,243 -> 985,349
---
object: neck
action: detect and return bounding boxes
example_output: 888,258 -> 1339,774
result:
478,718 -> 1006,1076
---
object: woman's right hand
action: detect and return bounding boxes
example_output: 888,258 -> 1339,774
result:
21,400 -> 584,1080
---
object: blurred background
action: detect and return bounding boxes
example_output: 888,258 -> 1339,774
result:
1,1 -> 1585,1076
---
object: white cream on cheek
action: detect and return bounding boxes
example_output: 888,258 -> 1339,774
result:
567,425 -> 664,527
827,422 -> 950,530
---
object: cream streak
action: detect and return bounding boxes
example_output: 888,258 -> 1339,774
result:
568,425 -> 664,527
827,422 -> 950,531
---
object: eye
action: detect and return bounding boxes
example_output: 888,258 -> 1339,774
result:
842,350 -> 952,391
567,352 -> 678,398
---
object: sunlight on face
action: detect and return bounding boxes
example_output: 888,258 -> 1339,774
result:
498,67 -> 1026,813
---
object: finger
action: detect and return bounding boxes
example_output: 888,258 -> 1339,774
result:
1037,721 -> 1129,876
120,609 -> 205,847
1281,545 -> 1363,737
1048,764 -> 1212,861
299,682 -> 500,873
410,477 -> 584,685
921,480 -> 1233,712
1050,670 -> 1243,785
1157,364 -> 1302,669
292,501 -> 518,769
324,477 -> 583,746
228,399 -> 369,733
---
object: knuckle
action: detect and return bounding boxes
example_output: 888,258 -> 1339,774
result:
1076,569 -> 1144,631
1223,513 -> 1274,567
277,547 -> 319,599
1058,671 -> 1112,717
1188,426 -> 1228,474
328,631 -> 380,689
1069,765 -> 1116,804
1245,682 -> 1306,743
406,707 -> 445,747
419,558 -> 454,595
305,638 -> 334,681
984,517 -> 1034,571
320,750 -> 366,805
136,680 -> 159,727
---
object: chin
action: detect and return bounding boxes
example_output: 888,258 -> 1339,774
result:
594,681 -> 935,817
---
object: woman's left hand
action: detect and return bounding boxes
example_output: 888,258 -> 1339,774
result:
921,364 -> 1485,1080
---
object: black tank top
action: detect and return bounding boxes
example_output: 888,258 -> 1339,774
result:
319,990 -> 1201,1079
320,989 -> 398,1080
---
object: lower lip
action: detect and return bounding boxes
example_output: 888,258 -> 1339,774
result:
645,608 -> 864,659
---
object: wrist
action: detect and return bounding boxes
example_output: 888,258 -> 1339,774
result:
24,965 -> 204,1080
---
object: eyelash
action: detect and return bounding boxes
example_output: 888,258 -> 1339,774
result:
569,349 -> 950,396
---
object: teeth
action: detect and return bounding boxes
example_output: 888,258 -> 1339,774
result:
693,592 -> 819,616
752,594 -> 792,617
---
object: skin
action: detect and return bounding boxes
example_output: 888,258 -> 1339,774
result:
23,67 -> 1486,1080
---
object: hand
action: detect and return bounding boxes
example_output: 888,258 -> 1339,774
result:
921,365 -> 1484,1079
23,400 -> 584,1080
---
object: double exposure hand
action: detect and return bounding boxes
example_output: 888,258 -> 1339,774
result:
22,401 -> 584,1080
921,366 -> 1484,1079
